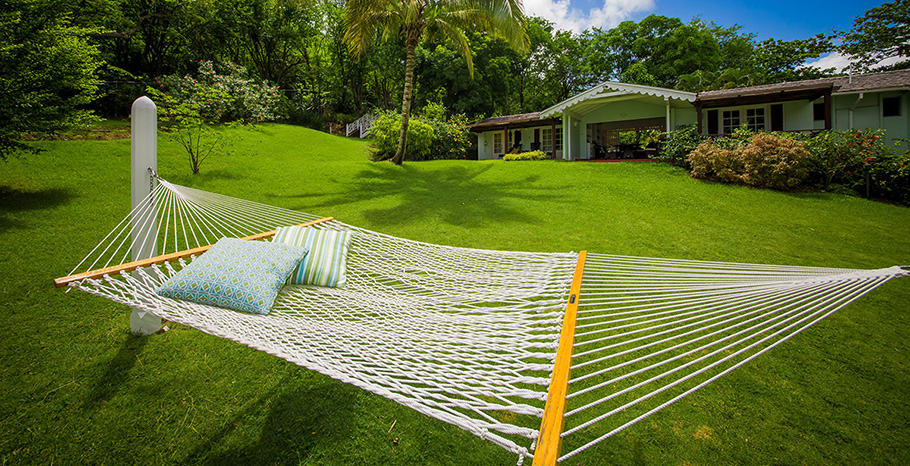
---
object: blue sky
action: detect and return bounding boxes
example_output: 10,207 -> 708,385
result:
521,0 -> 888,70
633,0 -> 882,40
524,0 -> 885,40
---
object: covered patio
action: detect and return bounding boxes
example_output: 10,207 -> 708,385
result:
539,82 -> 697,160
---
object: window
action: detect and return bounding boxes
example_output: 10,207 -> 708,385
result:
554,128 -> 562,150
883,96 -> 901,117
493,133 -> 503,155
722,110 -> 740,134
813,102 -> 825,121
542,129 -> 552,152
746,108 -> 765,131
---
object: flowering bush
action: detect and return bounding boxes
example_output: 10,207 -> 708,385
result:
421,113 -> 472,160
868,149 -> 910,204
804,129 -> 888,190
688,133 -> 809,190
154,61 -> 284,124
147,82 -> 237,174
147,61 -> 285,174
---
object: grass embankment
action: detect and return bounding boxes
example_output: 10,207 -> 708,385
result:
0,123 -> 907,464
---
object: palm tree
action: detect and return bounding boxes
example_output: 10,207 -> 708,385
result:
346,0 -> 528,165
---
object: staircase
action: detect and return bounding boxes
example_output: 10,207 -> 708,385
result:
345,113 -> 378,138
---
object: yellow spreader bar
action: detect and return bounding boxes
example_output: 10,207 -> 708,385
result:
533,250 -> 587,465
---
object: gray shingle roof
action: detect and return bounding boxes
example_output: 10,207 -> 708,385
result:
697,69 -> 910,102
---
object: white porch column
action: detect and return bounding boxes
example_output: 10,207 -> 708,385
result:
129,96 -> 162,335
665,98 -> 671,132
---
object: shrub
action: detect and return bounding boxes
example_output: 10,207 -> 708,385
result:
868,149 -> 910,205
688,133 -> 809,190
738,133 -> 810,190
503,150 -> 549,161
713,126 -> 754,150
659,125 -> 705,168
804,129 -> 889,190
148,82 -> 238,175
368,103 -> 471,162
154,61 -> 284,124
419,112 -> 472,160
368,113 -> 435,161
688,142 -> 741,183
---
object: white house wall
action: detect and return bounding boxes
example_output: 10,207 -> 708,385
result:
476,125 -> 563,160
674,107 -> 697,127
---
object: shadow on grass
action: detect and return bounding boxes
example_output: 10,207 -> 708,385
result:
83,335 -> 148,407
0,185 -> 74,232
183,377 -> 358,464
275,163 -> 560,228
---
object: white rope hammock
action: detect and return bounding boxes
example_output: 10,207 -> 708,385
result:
56,176 -> 908,463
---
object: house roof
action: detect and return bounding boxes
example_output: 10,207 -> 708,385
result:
696,69 -> 910,106
832,69 -> 910,93
539,82 -> 696,118
467,112 -> 561,132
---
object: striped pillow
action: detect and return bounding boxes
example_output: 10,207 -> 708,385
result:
273,226 -> 354,287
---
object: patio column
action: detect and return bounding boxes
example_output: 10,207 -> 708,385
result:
503,126 -> 508,156
824,90 -> 832,130
564,113 -> 572,160
695,103 -> 703,134
551,121 -> 556,158
664,98 -> 671,132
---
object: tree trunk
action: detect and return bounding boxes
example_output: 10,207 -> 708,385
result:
392,39 -> 418,165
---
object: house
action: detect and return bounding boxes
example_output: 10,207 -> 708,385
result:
469,69 -> 910,160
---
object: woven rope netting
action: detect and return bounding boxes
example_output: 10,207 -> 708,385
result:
61,178 -> 908,461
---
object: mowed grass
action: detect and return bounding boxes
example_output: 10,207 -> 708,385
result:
0,123 -> 908,464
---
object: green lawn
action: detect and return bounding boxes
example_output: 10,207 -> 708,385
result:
1,123 -> 908,464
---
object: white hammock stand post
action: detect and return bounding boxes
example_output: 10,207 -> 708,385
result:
129,96 -> 161,335
54,96 -> 909,464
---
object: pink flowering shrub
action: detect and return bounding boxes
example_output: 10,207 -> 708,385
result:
154,61 -> 284,124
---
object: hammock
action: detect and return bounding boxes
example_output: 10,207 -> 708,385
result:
55,176 -> 908,464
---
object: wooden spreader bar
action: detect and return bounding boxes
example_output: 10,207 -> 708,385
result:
53,217 -> 334,288
533,250 -> 587,465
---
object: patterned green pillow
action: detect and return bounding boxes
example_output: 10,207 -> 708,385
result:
273,226 -> 354,287
156,237 -> 308,315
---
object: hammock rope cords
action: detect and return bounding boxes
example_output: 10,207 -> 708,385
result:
58,177 -> 908,462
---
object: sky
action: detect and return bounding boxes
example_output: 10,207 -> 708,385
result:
522,0 -> 889,71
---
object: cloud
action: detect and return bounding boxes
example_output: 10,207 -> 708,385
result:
805,51 -> 908,73
524,0 -> 655,33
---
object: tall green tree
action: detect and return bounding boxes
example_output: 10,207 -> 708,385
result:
0,0 -> 103,159
345,0 -> 528,165
841,0 -> 910,71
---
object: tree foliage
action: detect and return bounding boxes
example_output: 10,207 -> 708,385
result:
840,0 -> 910,71
345,0 -> 528,165
0,0 -> 103,159
4,0 -> 893,161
